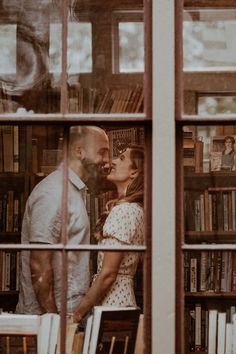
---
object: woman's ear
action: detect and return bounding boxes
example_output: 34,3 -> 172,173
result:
130,169 -> 138,179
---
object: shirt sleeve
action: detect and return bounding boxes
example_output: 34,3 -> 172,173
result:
103,203 -> 143,244
28,191 -> 61,244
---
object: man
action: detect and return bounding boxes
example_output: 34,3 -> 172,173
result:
16,126 -> 110,314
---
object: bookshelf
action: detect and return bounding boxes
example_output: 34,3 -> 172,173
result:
181,125 -> 236,353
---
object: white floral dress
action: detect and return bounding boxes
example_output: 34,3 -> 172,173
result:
94,202 -> 144,307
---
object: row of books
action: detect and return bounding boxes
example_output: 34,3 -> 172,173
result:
68,85 -> 144,114
0,191 -> 24,233
185,188 -> 236,232
0,251 -> 19,292
184,251 -> 236,293
185,304 -> 236,353
0,126 -> 26,173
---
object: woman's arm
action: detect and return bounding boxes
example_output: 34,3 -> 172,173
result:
73,251 -> 123,322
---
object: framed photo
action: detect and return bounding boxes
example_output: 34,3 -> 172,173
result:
210,135 -> 236,172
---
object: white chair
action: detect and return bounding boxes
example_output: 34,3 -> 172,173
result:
0,313 -> 60,354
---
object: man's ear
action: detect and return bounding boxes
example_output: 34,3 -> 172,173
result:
73,143 -> 82,159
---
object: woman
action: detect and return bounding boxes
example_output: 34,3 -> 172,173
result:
73,144 -> 144,322
221,135 -> 236,171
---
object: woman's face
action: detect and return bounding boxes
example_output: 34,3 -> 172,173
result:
107,148 -> 135,183
225,139 -> 233,148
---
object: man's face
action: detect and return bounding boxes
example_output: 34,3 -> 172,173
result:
81,132 -> 110,187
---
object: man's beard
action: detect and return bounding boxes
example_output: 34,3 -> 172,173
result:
81,158 -> 110,193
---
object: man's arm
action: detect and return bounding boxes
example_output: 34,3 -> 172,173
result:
30,250 -> 58,313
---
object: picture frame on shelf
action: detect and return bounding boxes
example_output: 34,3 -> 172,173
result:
210,135 -> 236,172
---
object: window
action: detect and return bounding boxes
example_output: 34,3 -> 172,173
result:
0,1 -> 152,354
177,1 -> 236,353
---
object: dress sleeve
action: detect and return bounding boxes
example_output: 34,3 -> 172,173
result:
102,203 -> 143,244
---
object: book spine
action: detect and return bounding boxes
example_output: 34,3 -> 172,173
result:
195,303 -> 201,351
190,258 -> 197,292
200,251 -> 208,292
194,139 -> 203,173
13,126 -> 19,173
232,251 -> 236,292
2,126 -> 14,172
223,193 -> 229,231
184,252 -> 190,292
214,251 -> 222,293
189,310 -> 195,352
221,251 -> 229,292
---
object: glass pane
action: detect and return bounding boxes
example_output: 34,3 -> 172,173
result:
198,95 -> 236,115
1,124 -> 145,316
67,4 -> 144,114
51,22 -> 92,74
183,9 -> 236,71
119,22 -> 144,73
0,2 -> 62,113
183,125 -> 236,353
183,125 -> 236,244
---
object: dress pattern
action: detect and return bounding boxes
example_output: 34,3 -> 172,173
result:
94,202 -> 144,307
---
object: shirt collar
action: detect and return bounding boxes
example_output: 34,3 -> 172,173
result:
57,164 -> 87,191
68,168 -> 86,191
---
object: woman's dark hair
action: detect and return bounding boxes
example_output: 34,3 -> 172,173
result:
94,144 -> 144,239
224,136 -> 235,145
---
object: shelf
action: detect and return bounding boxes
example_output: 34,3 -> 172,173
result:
185,292 -> 236,298
0,233 -> 20,244
0,172 -> 26,178
184,171 -> 236,190
185,231 -> 236,243
0,291 -> 19,296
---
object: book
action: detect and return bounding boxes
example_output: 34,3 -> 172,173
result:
13,125 -> 19,173
225,322 -> 233,354
82,315 -> 93,354
2,125 -> 14,172
190,258 -> 197,292
195,303 -> 201,351
217,312 -> 226,354
194,138 -> 203,173
208,310 -> 218,354
84,306 -> 140,354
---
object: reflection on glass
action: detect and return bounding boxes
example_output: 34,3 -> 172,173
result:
0,2 -> 61,113
183,10 -> 236,71
119,22 -> 144,73
0,25 -> 16,75
198,96 -> 236,115
50,22 -> 92,74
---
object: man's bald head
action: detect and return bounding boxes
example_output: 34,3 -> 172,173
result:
68,126 -> 110,183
